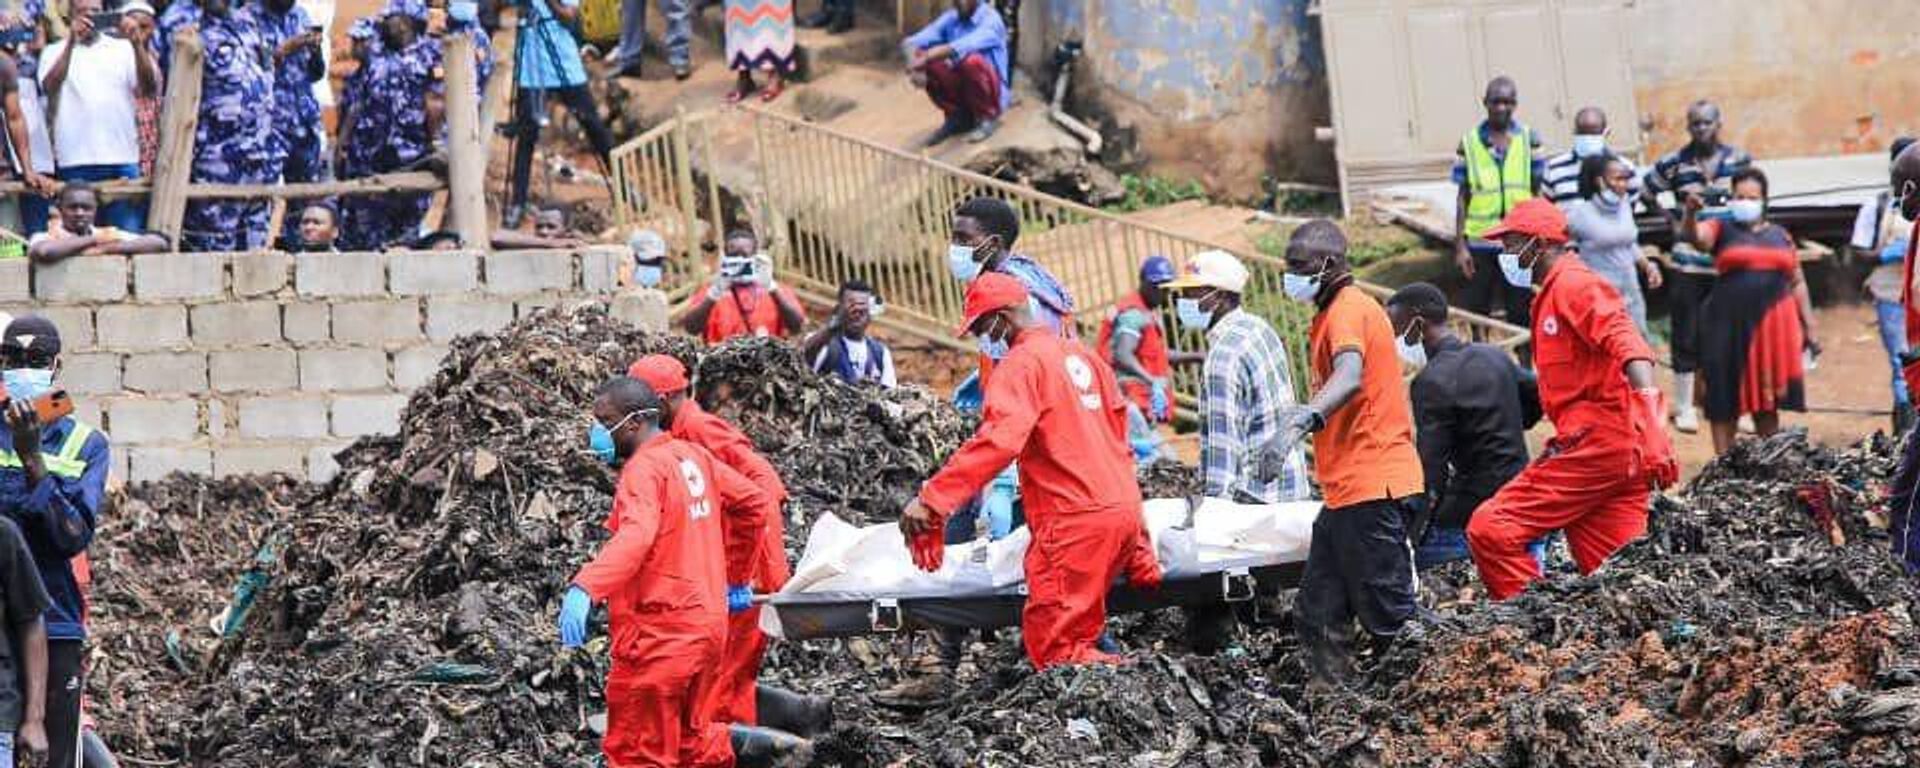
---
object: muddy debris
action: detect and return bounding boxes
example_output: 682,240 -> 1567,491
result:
91,301 -> 1920,767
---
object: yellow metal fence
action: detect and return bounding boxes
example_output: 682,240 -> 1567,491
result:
610,106 -> 1530,403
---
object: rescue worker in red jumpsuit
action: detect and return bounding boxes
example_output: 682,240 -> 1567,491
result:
557,376 -> 806,767
1465,199 -> 1679,600
898,273 -> 1162,669
1884,142 -> 1920,573
627,354 -> 832,737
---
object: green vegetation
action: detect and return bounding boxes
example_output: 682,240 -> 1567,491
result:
1252,218 -> 1426,272
1104,174 -> 1210,213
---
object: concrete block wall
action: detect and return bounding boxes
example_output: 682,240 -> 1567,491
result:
7,247 -> 668,485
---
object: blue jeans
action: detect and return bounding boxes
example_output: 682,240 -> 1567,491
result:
1876,299 -> 1910,406
616,0 -> 690,68
57,164 -> 144,232
21,190 -> 50,235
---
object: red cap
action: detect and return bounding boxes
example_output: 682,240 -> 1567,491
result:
1479,198 -> 1569,244
956,272 -> 1029,337
628,354 -> 689,396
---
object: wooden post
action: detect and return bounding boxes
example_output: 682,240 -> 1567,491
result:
441,34 -> 489,252
149,28 -> 203,250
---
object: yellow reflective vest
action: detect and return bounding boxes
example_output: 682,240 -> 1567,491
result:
1461,126 -> 1535,239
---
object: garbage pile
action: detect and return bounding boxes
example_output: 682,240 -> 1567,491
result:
91,303 -> 1920,766
806,431 -> 1920,767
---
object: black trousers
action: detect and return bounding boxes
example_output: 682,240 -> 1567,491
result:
1294,498 -> 1417,681
1461,249 -> 1532,328
48,639 -> 83,768
509,85 -> 616,211
1668,270 -> 1717,374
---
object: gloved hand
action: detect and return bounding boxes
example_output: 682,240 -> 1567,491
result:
1255,407 -> 1320,482
751,253 -> 776,290
983,482 -> 1016,541
1634,387 -> 1679,490
727,584 -> 754,614
909,529 -> 945,572
1130,437 -> 1158,462
951,371 -> 983,413
1149,380 -> 1170,422
706,276 -> 729,301
557,585 -> 592,649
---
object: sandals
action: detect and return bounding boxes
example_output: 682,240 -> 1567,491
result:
759,78 -> 785,103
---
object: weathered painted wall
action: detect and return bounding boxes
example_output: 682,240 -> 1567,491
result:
1032,0 -> 1335,200
1627,0 -> 1920,160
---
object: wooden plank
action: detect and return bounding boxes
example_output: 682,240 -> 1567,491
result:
0,172 -> 443,198
441,34 -> 490,251
149,28 -> 204,249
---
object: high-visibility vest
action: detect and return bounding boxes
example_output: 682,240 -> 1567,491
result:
1462,126 -> 1535,239
0,421 -> 98,479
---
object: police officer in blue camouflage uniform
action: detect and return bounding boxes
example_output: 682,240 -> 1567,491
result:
155,0 -> 199,72
181,0 -> 277,252
250,0 -> 329,244
337,0 -> 442,250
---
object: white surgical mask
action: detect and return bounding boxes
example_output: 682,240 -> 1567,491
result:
633,263 -> 664,288
977,335 -> 1009,360
1572,134 -> 1606,159
1498,246 -> 1534,289
1729,199 -> 1764,224
947,244 -> 982,282
1395,334 -> 1427,368
1597,189 -> 1622,208
1175,296 -> 1211,330
1395,320 -> 1427,368
1282,272 -> 1319,303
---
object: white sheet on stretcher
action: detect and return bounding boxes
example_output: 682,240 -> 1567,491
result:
760,497 -> 1320,638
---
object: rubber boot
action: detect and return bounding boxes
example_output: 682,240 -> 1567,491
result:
730,724 -> 815,768
756,683 -> 833,738
1672,372 -> 1699,434
869,633 -> 955,709
83,730 -> 120,768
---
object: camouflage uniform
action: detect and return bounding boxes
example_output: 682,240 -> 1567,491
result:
338,0 -> 441,250
180,8 -> 276,252
249,1 -> 328,244
154,0 -> 199,72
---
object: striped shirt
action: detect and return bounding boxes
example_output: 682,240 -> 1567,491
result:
1200,309 -> 1310,503
1543,150 -> 1640,208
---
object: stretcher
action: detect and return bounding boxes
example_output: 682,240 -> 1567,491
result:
760,498 -> 1320,641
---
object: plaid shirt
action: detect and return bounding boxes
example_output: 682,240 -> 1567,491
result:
1200,309 -> 1310,503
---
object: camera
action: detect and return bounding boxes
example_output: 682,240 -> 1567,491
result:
718,256 -> 754,281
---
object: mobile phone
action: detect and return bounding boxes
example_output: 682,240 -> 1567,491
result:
92,10 -> 123,30
2,390 -> 73,424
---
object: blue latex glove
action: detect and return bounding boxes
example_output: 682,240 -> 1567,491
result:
1130,438 -> 1158,461
557,586 -> 592,649
727,584 -> 753,614
952,371 -> 983,413
1149,380 -> 1170,421
1882,239 -> 1910,265
984,471 -> 1017,540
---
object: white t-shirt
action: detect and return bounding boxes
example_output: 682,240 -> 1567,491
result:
37,37 -> 140,168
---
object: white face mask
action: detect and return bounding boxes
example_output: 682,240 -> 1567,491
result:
1572,134 -> 1607,159
1394,320 -> 1427,368
1498,239 -> 1537,289
1175,296 -> 1211,330
1597,189 -> 1622,208
1729,199 -> 1764,224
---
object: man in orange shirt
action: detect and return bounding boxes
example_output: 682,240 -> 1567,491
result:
626,354 -> 831,738
1260,220 -> 1425,685
1466,200 -> 1676,599
557,376 -> 806,767
681,230 -> 806,344
899,273 -> 1161,669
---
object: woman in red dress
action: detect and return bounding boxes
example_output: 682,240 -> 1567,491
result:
1682,167 -> 1817,456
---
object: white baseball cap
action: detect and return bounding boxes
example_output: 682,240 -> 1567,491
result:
122,0 -> 157,16
1162,249 -> 1250,294
627,229 -> 667,261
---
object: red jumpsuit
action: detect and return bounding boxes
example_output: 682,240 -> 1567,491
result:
699,282 -> 801,344
571,433 -> 773,768
668,401 -> 791,727
918,328 -> 1162,668
1467,258 -> 1659,600
1094,292 -> 1172,421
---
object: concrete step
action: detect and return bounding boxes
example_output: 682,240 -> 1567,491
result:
691,3 -> 899,82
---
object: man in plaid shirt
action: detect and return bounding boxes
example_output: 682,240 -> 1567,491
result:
1166,250 -> 1310,504
1163,250 -> 1309,654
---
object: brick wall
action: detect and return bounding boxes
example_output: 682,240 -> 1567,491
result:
2,249 -> 671,485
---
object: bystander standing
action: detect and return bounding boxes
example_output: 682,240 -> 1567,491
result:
38,0 -> 157,232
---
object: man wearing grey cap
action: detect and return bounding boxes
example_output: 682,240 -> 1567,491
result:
0,315 -> 109,768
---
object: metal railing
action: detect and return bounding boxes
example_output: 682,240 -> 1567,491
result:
608,107 -> 727,301
609,105 -> 1530,401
